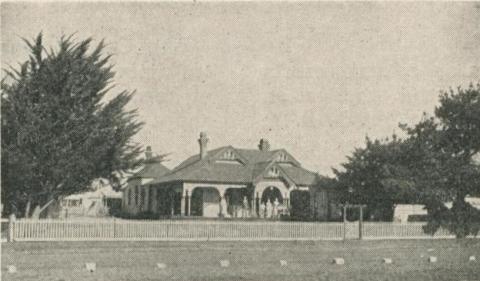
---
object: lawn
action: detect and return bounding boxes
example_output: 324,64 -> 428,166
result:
1,239 -> 479,281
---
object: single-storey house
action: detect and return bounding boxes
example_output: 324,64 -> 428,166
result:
122,133 -> 334,220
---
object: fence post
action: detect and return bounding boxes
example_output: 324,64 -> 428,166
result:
8,214 -> 16,242
359,206 -> 363,240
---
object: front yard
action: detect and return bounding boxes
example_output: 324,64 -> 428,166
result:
1,239 -> 479,281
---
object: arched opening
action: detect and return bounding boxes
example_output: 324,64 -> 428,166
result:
257,186 -> 284,219
290,190 -> 311,221
261,186 -> 283,204
191,187 -> 221,217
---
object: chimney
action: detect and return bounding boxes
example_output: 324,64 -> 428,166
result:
198,132 -> 209,159
258,138 -> 270,151
145,146 -> 153,160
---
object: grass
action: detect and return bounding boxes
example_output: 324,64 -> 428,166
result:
1,239 -> 479,281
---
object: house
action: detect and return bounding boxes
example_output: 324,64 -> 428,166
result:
122,133 -> 333,220
122,146 -> 171,214
61,184 -> 122,218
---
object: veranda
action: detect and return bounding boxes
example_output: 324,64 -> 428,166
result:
135,181 -> 318,220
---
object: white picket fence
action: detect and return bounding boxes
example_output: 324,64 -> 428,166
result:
6,220 -> 345,241
362,222 -> 455,240
1,219 -> 467,242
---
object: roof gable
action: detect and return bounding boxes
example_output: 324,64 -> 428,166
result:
270,149 -> 301,167
210,146 -> 248,165
252,162 -> 295,187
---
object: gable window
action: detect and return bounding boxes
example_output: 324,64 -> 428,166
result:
268,167 -> 280,177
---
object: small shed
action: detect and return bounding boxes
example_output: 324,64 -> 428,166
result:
62,185 -> 122,218
393,204 -> 428,223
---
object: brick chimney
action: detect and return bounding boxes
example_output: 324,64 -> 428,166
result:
258,138 -> 270,151
198,132 -> 209,159
145,146 -> 153,160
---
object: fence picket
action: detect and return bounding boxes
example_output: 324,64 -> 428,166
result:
7,219 -> 470,242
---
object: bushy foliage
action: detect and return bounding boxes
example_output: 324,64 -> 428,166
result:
333,136 -> 417,221
1,33 -> 144,217
334,83 -> 480,236
405,84 -> 480,237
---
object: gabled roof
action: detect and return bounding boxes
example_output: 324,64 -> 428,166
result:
173,147 -> 225,171
149,146 -> 318,186
129,157 -> 171,180
253,162 -> 296,187
278,164 -> 318,186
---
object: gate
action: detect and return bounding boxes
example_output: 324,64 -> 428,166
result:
344,222 -> 360,240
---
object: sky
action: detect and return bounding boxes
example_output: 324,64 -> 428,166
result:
1,1 -> 480,176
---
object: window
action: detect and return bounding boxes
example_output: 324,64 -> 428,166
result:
127,189 -> 131,205
140,188 -> 146,206
148,187 -> 154,211
156,188 -> 162,209
135,186 -> 139,206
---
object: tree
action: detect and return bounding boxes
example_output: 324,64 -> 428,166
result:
1,33 -> 144,218
333,83 -> 480,235
333,136 -> 417,221
402,84 -> 480,237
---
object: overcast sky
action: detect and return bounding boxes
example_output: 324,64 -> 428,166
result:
2,2 -> 479,175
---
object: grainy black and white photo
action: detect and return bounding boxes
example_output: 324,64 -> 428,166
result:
1,1 -> 479,280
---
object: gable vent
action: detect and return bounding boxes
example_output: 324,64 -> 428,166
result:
268,167 -> 280,177
223,150 -> 235,160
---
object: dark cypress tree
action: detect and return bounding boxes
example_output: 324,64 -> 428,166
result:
1,33 -> 144,218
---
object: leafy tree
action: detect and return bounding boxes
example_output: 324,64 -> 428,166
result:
402,84 -> 480,237
1,33 -> 144,218
333,136 -> 417,221
334,83 -> 480,236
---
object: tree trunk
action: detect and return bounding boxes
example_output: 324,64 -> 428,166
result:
453,193 -> 468,239
30,199 -> 55,219
46,199 -> 61,219
31,206 -> 42,219
24,198 -> 32,219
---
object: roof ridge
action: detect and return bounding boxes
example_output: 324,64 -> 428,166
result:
233,147 -> 281,152
169,146 -> 229,175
